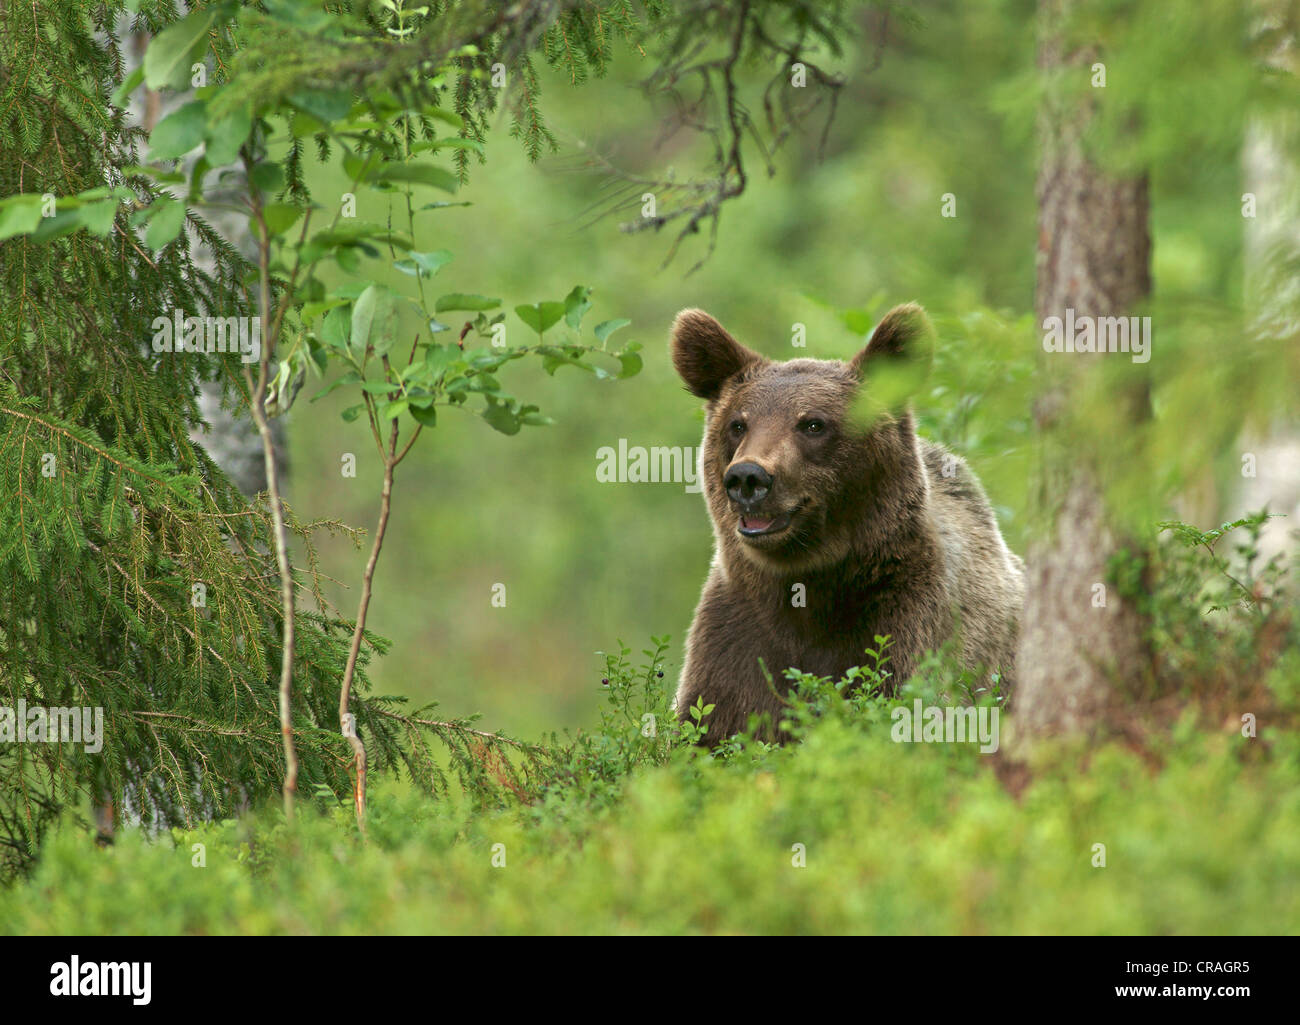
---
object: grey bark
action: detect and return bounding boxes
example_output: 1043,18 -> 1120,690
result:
124,19 -> 288,500
97,19 -> 286,835
1238,111 -> 1300,566
1013,0 -> 1154,735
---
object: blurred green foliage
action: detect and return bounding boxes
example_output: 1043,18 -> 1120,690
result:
287,3 -> 1049,736
6,538 -> 1295,934
6,729 -> 1294,934
6,0 -> 1297,929
5,519 -> 1293,933
286,0 -> 1297,741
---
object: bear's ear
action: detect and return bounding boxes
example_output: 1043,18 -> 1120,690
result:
671,309 -> 765,401
849,302 -> 935,380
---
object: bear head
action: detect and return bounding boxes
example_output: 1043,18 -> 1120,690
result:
671,303 -> 936,575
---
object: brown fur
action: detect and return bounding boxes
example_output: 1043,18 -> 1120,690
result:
672,304 -> 1025,743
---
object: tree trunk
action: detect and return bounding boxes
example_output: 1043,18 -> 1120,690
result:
125,24 -> 287,500
1237,106 -> 1300,567
1014,0 -> 1153,735
92,24 -> 287,837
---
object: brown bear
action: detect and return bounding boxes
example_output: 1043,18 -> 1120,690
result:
671,303 -> 1025,743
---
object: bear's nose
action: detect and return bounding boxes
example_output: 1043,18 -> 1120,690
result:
724,462 -> 773,507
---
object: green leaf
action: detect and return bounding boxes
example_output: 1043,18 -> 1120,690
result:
110,65 -> 145,108
187,153 -> 212,202
262,203 -> 303,237
320,305 -> 351,349
250,162 -> 285,194
303,221 -> 411,259
616,351 -> 642,377
328,281 -> 373,300
515,301 -> 565,335
350,284 -> 399,356
616,341 -> 644,379
79,199 -> 120,236
594,318 -> 631,344
204,104 -> 253,166
149,101 -> 208,160
381,398 -> 409,421
436,293 -> 500,313
0,195 -> 45,240
465,373 -> 501,393
539,347 -> 595,376
265,359 -> 301,416
350,284 -> 379,356
341,404 -> 364,422
519,406 -> 554,427
393,249 -> 453,277
342,150 -> 384,184
563,285 -> 592,329
29,209 -> 83,243
424,344 -> 459,378
287,87 -> 354,124
301,297 -> 349,323
467,350 -> 506,371
289,110 -> 325,139
481,400 -> 520,435
370,291 -> 400,356
143,8 -> 217,90
421,106 -> 464,130
411,405 -> 437,427
307,337 -> 328,373
145,198 -> 186,250
48,185 -> 129,207
370,163 -> 458,193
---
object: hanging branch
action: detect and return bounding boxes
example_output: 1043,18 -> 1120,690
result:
570,0 -> 867,273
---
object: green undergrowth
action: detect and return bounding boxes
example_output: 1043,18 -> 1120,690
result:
3,514 -> 1297,934
4,693 -> 1298,934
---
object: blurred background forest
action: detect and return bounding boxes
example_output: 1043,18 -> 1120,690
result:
4,0 -> 1300,936
284,0 -> 1268,739
291,2 -> 1041,737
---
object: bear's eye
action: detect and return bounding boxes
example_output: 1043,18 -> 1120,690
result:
800,419 -> 826,435
729,419 -> 747,436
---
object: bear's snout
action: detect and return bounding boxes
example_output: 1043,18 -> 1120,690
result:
724,461 -> 773,510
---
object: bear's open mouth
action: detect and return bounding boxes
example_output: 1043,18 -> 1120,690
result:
738,511 -> 795,537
